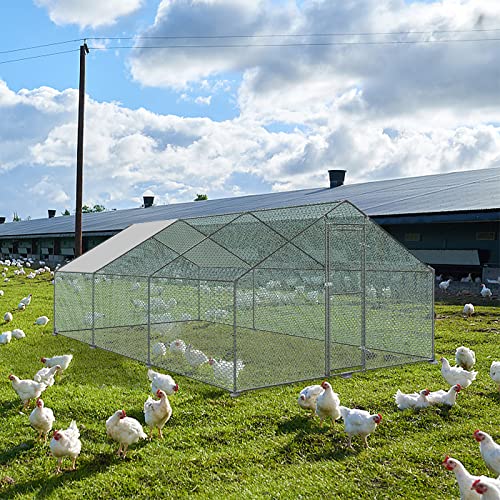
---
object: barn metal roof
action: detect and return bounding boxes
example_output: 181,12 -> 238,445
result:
1,167 -> 499,238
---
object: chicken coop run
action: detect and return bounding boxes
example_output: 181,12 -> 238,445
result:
54,201 -> 434,395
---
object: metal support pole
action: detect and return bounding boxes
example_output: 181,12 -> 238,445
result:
91,273 -> 95,347
147,277 -> 151,366
360,219 -> 367,370
324,219 -> 331,377
252,270 -> 255,330
232,282 -> 238,396
197,271 -> 201,321
75,42 -> 89,258
430,268 -> 435,361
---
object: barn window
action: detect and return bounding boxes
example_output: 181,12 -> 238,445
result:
404,232 -> 421,242
476,232 -> 496,241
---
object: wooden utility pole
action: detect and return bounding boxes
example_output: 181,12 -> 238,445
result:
74,42 -> 89,258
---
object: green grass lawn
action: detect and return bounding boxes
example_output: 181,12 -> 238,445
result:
0,273 -> 499,499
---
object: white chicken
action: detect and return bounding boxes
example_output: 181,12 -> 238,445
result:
442,456 -> 482,500
34,365 -> 61,387
50,420 -> 81,473
456,346 -> 476,371
106,409 -> 147,458
152,342 -> 167,358
41,354 -> 73,371
441,357 -> 477,388
9,374 -> 47,409
12,328 -> 26,339
4,312 -> 13,323
147,369 -> 179,395
474,430 -> 500,476
470,478 -> 500,499
17,303 -> 26,311
480,284 -> 493,299
20,293 -> 32,307
463,303 -> 475,317
428,384 -> 461,406
208,358 -> 245,387
439,279 -> 452,291
143,389 -> 172,439
315,381 -> 341,427
394,388 -> 431,410
297,385 -> 324,417
29,398 -> 55,442
169,339 -> 186,354
461,273 -> 473,283
339,406 -> 382,449
184,344 -> 209,369
0,330 -> 12,344
490,361 -> 500,392
34,316 -> 50,326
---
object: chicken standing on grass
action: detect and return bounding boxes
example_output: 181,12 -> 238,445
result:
29,398 -> 55,443
463,303 -> 475,317
315,381 -> 341,427
456,346 -> 476,371
184,344 -> 209,369
440,357 -> 477,388
50,420 -> 81,473
34,316 -> 50,326
144,389 -> 172,439
339,406 -> 382,449
442,456 -> 482,500
474,431 -> 500,476
428,384 -> 461,406
297,385 -> 324,417
34,365 -> 61,387
394,389 -> 431,410
470,478 -> 500,499
41,354 -> 73,371
106,409 -> 147,458
0,330 -> 12,344
8,374 -> 47,409
208,358 -> 245,386
147,369 -> 178,395
3,312 -> 13,323
490,362 -> 500,392
169,339 -> 186,355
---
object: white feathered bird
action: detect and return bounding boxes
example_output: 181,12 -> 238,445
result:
8,374 -> 47,409
151,342 -> 167,358
440,357 -> 477,388
34,316 -> 50,326
3,312 -> 13,323
144,389 -> 172,439
428,384 -> 461,407
147,369 -> 179,395
463,303 -> 475,317
41,354 -> 73,371
169,339 -> 186,354
480,284 -> 493,299
12,328 -> 26,339
0,330 -> 12,344
315,381 -> 341,427
297,384 -> 324,417
470,478 -> 500,499
184,344 -> 208,368
20,293 -> 32,306
34,365 -> 61,387
50,420 -> 81,473
339,406 -> 382,448
474,430 -> 500,476
455,346 -> 476,371
490,361 -> 500,392
29,398 -> 55,442
442,456 -> 483,500
208,357 -> 245,386
394,388 -> 431,410
106,409 -> 147,458
439,279 -> 452,291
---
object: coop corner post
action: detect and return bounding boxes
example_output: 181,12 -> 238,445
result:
361,217 -> 367,371
197,267 -> 201,321
430,267 -> 435,362
324,217 -> 331,377
52,271 -> 57,336
91,272 -> 95,347
147,276 -> 151,366
232,281 -> 238,397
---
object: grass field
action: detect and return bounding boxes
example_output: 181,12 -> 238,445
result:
0,273 -> 499,499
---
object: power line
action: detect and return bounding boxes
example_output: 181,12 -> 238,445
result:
0,49 -> 79,65
88,37 -> 500,50
0,39 -> 83,55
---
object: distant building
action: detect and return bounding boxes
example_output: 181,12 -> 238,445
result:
0,167 -> 499,278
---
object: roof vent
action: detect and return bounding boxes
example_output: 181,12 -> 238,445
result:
143,195 -> 154,208
328,169 -> 346,188
0,217 -> 5,224
48,209 -> 56,218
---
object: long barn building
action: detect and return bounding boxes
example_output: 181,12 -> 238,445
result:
0,168 -> 499,279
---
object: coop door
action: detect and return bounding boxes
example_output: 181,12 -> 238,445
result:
327,223 -> 364,374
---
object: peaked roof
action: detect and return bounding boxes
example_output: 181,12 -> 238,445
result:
1,167 -> 499,238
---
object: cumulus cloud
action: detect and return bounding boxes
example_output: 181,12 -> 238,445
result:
34,0 -> 143,28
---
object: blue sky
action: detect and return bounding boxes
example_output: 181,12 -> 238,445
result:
1,0 -> 500,220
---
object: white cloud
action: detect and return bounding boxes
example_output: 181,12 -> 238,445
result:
34,0 -> 143,29
194,95 -> 212,106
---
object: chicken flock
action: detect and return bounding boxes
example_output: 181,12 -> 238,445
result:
1,259 -> 499,497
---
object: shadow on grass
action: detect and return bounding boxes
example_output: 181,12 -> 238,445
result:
1,452 -> 114,499
0,441 -> 35,465
276,414 -> 318,434
0,400 -> 22,418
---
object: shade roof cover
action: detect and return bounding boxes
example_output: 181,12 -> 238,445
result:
58,201 -> 429,279
59,220 -> 175,273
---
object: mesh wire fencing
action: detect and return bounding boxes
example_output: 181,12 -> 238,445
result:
54,201 -> 434,394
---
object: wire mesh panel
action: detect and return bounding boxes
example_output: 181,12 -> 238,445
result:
54,200 -> 434,394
